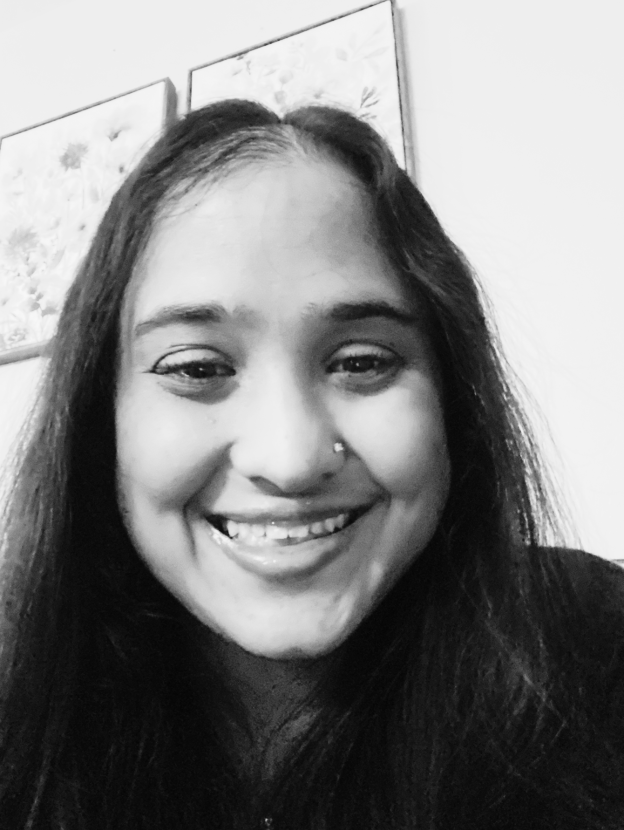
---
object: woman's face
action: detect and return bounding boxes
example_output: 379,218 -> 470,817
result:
116,156 -> 450,658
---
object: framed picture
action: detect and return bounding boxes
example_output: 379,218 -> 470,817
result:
188,0 -> 410,171
0,78 -> 176,365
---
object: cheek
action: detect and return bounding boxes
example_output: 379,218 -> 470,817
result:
341,383 -> 449,496
115,389 -> 223,507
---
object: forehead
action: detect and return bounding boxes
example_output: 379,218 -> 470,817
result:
124,157 -> 409,331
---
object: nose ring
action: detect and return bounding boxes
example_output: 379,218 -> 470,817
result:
333,441 -> 346,454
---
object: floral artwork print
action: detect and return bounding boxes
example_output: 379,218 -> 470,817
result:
0,81 -> 171,363
189,1 -> 406,168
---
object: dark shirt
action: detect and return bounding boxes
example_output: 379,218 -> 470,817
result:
479,547 -> 624,828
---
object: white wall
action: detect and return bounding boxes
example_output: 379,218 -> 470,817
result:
1,0 -> 622,558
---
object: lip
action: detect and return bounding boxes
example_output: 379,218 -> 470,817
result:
204,503 -> 377,581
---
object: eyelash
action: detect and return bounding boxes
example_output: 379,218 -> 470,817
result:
327,350 -> 402,383
151,346 -> 402,392
152,356 -> 234,382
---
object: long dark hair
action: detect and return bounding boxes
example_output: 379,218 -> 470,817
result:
1,100 -> 618,829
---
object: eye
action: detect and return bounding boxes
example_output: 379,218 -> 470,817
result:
150,349 -> 235,393
327,346 -> 403,390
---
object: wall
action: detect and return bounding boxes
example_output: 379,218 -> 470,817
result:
0,0 -> 622,558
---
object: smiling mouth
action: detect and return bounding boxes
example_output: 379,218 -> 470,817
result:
207,507 -> 370,547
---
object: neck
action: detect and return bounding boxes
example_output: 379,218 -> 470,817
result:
187,622 -> 329,777
213,634 -> 324,730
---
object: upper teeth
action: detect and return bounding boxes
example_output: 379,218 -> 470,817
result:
223,512 -> 350,543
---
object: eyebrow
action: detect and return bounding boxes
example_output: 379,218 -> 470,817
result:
133,299 -> 420,340
325,300 -> 420,327
134,303 -> 238,339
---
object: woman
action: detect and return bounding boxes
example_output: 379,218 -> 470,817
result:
1,100 -> 622,829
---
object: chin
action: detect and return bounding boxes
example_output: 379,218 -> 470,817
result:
233,621 -> 358,661
234,638 -> 333,661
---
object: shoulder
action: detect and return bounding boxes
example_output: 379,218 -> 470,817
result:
540,544 -> 624,576
530,543 -> 624,581
526,545 -> 624,719
527,545 -> 624,620
510,547 -> 623,713
522,546 -> 624,646
520,549 -> 624,816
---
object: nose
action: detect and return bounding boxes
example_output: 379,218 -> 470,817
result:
230,372 -> 343,495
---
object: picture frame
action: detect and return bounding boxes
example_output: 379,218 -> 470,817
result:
0,78 -> 177,365
188,0 -> 411,173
